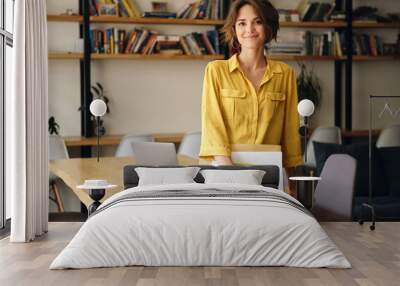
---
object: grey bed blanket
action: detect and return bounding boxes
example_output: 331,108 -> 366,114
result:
92,188 -> 311,218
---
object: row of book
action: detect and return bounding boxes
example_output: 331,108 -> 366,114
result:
89,0 -> 141,17
269,30 -> 399,57
177,0 -> 231,20
304,31 -> 343,56
89,28 -> 223,55
268,31 -> 305,55
88,0 -> 230,20
297,1 -> 336,22
351,34 -> 390,56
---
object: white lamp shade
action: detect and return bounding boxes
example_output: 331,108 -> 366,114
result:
297,99 -> 315,117
90,99 -> 107,117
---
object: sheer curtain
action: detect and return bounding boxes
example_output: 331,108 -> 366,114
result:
8,0 -> 48,242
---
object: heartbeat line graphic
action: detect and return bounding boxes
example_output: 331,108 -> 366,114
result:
378,103 -> 400,119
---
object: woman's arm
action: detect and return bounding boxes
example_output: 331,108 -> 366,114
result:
199,63 -> 232,160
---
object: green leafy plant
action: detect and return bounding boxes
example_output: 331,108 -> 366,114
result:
297,63 -> 322,109
48,116 -> 60,135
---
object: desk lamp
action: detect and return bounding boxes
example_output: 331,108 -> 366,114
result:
89,99 -> 107,162
297,99 -> 315,163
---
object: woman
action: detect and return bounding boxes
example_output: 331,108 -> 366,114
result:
199,0 -> 303,195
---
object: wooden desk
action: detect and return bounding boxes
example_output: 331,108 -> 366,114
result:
63,133 -> 184,147
49,155 -> 198,208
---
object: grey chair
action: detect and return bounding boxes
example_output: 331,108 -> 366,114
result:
115,134 -> 154,157
177,131 -> 201,158
376,124 -> 400,148
49,135 -> 69,212
312,154 -> 357,221
131,141 -> 177,165
305,126 -> 342,168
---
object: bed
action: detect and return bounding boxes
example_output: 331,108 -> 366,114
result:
50,165 -> 350,269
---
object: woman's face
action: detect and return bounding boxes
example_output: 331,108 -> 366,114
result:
234,4 -> 266,51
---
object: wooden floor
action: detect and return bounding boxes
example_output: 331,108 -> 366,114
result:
0,222 -> 399,286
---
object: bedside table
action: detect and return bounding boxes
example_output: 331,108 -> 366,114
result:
77,180 -> 117,216
289,176 -> 321,210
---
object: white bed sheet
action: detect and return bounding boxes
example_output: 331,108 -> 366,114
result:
50,183 -> 350,269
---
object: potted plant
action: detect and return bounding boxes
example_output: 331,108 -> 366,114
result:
48,116 -> 60,135
297,63 -> 322,110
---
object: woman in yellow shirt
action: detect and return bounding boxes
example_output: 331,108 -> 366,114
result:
199,0 -> 303,192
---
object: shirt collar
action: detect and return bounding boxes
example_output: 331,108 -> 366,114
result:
228,53 -> 283,76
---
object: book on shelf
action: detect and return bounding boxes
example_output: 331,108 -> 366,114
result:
351,33 -> 390,56
206,30 -> 222,55
267,30 -> 345,57
297,1 -> 336,22
89,27 -> 222,56
267,31 -> 305,55
89,0 -> 142,17
278,9 -> 300,22
177,0 -> 230,20
155,35 -> 181,55
304,31 -> 342,56
86,0 -> 232,20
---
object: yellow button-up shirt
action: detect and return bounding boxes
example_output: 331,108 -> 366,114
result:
199,54 -> 303,168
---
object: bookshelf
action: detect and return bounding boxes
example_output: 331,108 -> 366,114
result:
280,21 -> 345,28
48,52 -> 400,62
47,14 -> 224,25
268,55 -> 343,61
90,16 -> 224,26
90,54 -> 224,60
48,52 -> 224,60
352,21 -> 400,29
47,1 -> 230,141
47,15 -> 83,22
48,52 -> 83,60
48,0 -> 400,142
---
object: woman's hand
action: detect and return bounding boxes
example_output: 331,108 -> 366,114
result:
214,155 -> 234,166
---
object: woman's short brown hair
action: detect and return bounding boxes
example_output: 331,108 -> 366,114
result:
221,0 -> 279,54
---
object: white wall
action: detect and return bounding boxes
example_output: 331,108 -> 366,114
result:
47,0 -> 400,210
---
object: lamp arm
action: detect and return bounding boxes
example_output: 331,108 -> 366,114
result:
97,116 -> 100,162
304,116 -> 308,163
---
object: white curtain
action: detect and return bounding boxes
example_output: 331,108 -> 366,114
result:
8,0 -> 48,242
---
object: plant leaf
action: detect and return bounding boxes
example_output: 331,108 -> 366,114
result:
96,82 -> 103,92
91,86 -> 100,96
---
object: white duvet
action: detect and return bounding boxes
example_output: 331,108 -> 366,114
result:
50,183 -> 351,269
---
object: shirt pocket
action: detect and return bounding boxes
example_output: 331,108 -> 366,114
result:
219,89 -> 249,130
220,89 -> 247,99
266,92 -> 286,101
262,92 -> 286,123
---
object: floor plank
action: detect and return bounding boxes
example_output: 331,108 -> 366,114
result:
0,222 -> 399,286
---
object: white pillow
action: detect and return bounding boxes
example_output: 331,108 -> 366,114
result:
200,169 -> 266,185
135,167 -> 201,186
